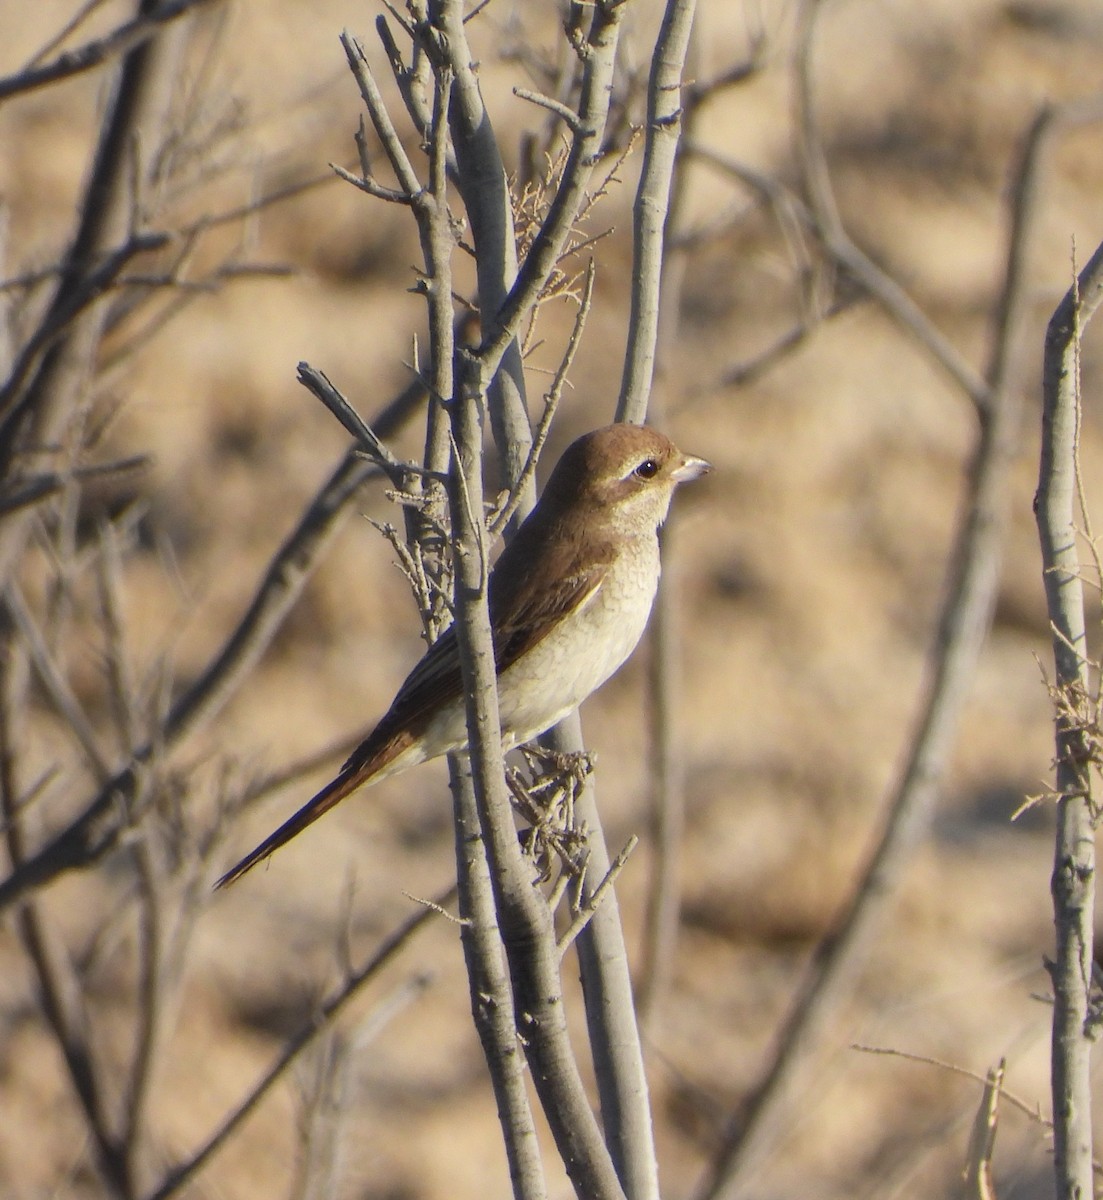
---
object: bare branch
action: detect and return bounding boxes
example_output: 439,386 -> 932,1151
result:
686,141 -> 991,410
963,1059 -> 1004,1200
295,362 -> 408,485
0,376 -> 425,911
331,162 -> 413,205
5,584 -> 112,782
513,88 -> 584,134
0,641 -> 132,1197
145,899 -> 445,1200
1036,237 -> 1103,1200
694,95 -> 1059,1200
375,14 -> 433,141
0,231 -> 170,432
340,32 -> 424,201
482,2 -> 630,373
436,0 -> 534,511
366,37 -> 548,1196
617,0 -> 697,424
710,297 -> 855,393
853,1045 -> 1045,1128
447,363 -> 625,1200
557,835 -> 637,956
489,259 -> 595,539
0,454 -> 148,517
0,0 -> 217,103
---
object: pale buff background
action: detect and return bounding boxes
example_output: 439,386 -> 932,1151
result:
2,2 -> 1103,1198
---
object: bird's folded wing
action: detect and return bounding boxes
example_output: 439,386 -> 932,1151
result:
490,565 -> 606,666
360,560 -> 609,752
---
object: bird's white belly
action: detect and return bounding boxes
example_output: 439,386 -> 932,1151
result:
496,541 -> 659,746
411,538 -> 659,763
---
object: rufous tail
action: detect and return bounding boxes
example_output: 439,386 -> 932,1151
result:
216,766 -> 369,888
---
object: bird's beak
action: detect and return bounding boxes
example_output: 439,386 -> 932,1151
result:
671,454 -> 711,483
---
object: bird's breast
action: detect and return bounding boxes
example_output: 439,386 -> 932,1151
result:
495,536 -> 660,746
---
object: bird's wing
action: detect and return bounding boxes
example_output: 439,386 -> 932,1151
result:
364,556 -> 609,752
216,539 -> 609,888
489,561 -> 607,666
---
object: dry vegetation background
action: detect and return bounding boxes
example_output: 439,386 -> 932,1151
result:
3,1 -> 1103,1198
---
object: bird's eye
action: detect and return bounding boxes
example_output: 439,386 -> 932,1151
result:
634,458 -> 660,480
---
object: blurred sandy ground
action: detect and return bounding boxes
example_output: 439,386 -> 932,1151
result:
2,2 -> 1103,1197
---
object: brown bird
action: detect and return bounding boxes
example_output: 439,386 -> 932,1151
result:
217,423 -> 710,887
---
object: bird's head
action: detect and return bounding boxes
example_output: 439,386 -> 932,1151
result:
541,423 -> 711,534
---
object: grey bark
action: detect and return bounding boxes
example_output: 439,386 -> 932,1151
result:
1036,237 -> 1103,1200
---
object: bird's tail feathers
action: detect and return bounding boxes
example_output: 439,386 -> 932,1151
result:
216,766 -> 369,889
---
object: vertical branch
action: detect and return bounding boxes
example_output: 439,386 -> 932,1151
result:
635,518 -> 685,1025
431,2 -> 652,1194
407,49 -> 548,1200
123,834 -> 168,1196
694,92 -> 1052,1200
450,745 -> 548,1200
291,1030 -> 351,1200
550,2 -> 698,1195
0,636 -> 131,1197
403,15 -> 633,1178
546,707 -> 655,1200
1036,238 -> 1103,1200
447,347 -> 625,1200
434,0 -> 533,511
628,1 -> 703,1028
616,0 -> 698,423
480,0 -> 629,370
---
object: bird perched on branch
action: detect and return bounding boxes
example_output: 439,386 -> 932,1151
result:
217,422 -> 710,887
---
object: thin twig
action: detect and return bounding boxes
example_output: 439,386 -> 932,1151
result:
144,895 -> 447,1200
95,520 -> 140,758
480,2 -> 629,374
711,297 -> 856,393
5,585 -> 112,782
852,1045 -> 1045,1129
489,260 -> 595,538
617,0 -> 698,424
330,163 -> 413,205
513,88 -> 584,134
295,362 -> 407,485
0,0 -> 215,103
340,32 -> 424,201
557,835 -> 638,956
0,378 -> 425,911
20,0 -> 113,70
